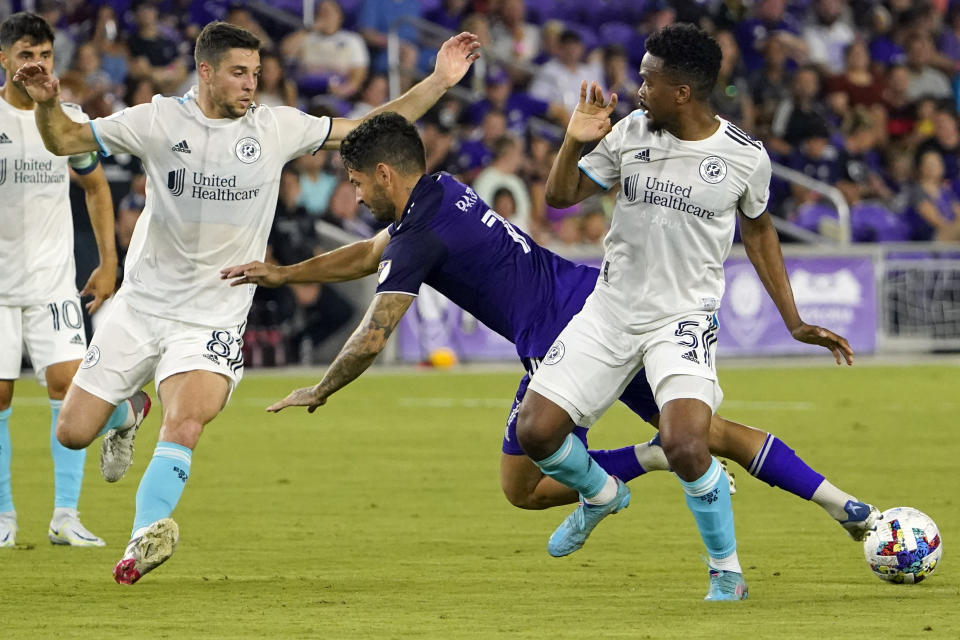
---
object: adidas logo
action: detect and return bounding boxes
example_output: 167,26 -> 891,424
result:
202,353 -> 220,364
634,148 -> 650,162
0,132 -> 11,144
171,140 -> 191,153
69,333 -> 85,345
681,349 -> 699,364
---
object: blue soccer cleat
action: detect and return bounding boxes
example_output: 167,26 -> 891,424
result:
547,478 -> 630,557
704,568 -> 749,601
840,500 -> 881,541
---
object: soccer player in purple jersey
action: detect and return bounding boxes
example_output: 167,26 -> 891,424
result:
222,112 -> 879,551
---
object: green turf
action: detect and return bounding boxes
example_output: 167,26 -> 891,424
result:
1,364 -> 957,639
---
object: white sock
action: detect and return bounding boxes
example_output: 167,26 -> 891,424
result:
51,507 -> 78,524
634,441 -> 669,471
811,480 -> 857,522
710,550 -> 742,573
584,475 -> 619,505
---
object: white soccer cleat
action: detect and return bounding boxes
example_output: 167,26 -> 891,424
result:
100,391 -> 151,482
113,518 -> 179,585
0,511 -> 17,548
840,500 -> 881,541
48,509 -> 106,547
720,459 -> 737,495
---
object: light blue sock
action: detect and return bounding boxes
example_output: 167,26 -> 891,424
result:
0,407 -> 13,513
50,399 -> 85,509
132,442 -> 192,535
535,433 -> 610,499
680,457 -> 737,559
96,400 -> 130,438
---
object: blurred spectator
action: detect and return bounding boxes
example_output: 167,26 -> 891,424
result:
532,19 -> 565,65
580,209 -> 608,247
904,33 -> 953,102
529,29 -> 603,112
711,30 -> 755,130
603,44 -> 641,123
825,40 -> 886,113
939,3 -> 960,65
457,109 -> 507,179
749,34 -> 793,138
225,5 -> 274,51
884,65 -> 917,141
62,42 -> 113,104
835,108 -> 891,205
126,0 -> 189,95
802,0 -> 855,75
255,52 -> 298,108
36,0 -> 75,75
736,0 -> 807,73
471,135 -> 532,230
323,180 -> 378,237
788,117 -> 841,185
489,0 -> 541,65
906,150 -> 960,241
90,5 -> 128,89
294,151 -> 338,217
882,142 -> 916,214
357,0 -> 420,77
347,73 -> 388,119
770,65 -> 831,157
467,66 -> 566,135
420,105 -> 461,174
282,0 -> 369,99
915,106 -> 960,186
866,5 -> 905,71
425,0 -> 469,31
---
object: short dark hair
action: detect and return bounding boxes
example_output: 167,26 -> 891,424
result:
340,112 -> 426,176
194,21 -> 260,69
643,23 -> 721,100
0,12 -> 55,50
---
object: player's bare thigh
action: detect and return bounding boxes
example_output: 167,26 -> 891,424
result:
57,382 -> 120,449
156,370 -> 230,449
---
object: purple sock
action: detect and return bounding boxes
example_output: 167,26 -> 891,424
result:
748,434 -> 824,500
587,446 -> 646,483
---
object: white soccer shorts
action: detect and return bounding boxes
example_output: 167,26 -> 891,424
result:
0,285 -> 87,381
527,296 -> 723,427
72,297 -> 245,404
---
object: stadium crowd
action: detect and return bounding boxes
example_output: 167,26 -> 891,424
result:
3,0 -> 960,363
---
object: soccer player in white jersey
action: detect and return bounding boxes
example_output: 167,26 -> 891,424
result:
515,24 -> 854,601
14,21 -> 480,584
0,12 -> 150,549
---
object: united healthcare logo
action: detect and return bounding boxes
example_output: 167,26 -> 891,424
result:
167,168 -> 185,196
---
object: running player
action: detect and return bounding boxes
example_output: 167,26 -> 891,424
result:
516,24 -> 852,600
0,12 -> 149,549
13,22 -> 480,583
225,111 -> 877,556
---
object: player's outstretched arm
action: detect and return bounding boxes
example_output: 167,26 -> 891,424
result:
267,292 -> 414,413
12,62 -> 99,156
74,164 -> 118,313
324,32 -> 481,147
544,81 -> 616,208
739,211 -> 853,365
221,229 -> 390,287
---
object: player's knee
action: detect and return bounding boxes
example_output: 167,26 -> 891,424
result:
55,418 -> 88,450
659,430 -> 702,466
500,481 -> 541,510
160,415 -> 205,449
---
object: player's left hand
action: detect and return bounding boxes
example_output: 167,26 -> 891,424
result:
80,263 -> 117,313
790,323 -> 854,366
267,385 -> 327,413
432,32 -> 481,88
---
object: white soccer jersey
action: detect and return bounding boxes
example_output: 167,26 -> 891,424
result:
0,97 -> 96,305
578,111 -> 771,333
89,90 -> 332,326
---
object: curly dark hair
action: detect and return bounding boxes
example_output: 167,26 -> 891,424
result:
340,112 -> 426,175
644,23 -> 721,101
0,12 -> 54,50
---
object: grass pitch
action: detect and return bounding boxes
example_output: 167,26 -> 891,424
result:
1,363 -> 958,639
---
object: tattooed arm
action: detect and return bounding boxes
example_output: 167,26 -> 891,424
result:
267,293 -> 415,413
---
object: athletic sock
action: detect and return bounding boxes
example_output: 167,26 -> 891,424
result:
131,442 -> 192,536
748,434 -> 825,500
811,480 -> 859,522
588,446 -> 646,482
0,407 -> 13,513
96,399 -> 131,438
49,399 -> 84,509
680,457 -> 739,569
535,432 -> 611,502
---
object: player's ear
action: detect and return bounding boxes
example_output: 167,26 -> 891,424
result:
374,162 -> 391,185
197,59 -> 213,83
675,83 -> 691,106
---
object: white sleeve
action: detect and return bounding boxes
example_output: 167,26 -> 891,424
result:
576,115 -> 629,190
738,148 -> 772,219
274,107 -> 333,160
89,102 -> 155,157
61,102 -> 99,173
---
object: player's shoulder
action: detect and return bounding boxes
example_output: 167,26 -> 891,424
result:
717,118 -> 766,157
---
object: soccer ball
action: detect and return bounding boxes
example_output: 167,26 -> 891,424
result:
863,507 -> 942,584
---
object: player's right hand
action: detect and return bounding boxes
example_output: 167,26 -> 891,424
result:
566,81 -> 618,144
220,261 -> 286,288
12,62 -> 60,105
266,385 -> 327,413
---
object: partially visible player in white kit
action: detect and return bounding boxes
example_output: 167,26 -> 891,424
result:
14,21 -> 480,583
515,24 -> 854,601
0,12 -> 150,549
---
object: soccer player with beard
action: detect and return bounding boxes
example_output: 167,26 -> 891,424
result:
515,24 -> 854,600
0,12 -> 150,550
225,112 -> 878,567
14,21 -> 480,583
